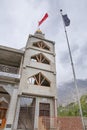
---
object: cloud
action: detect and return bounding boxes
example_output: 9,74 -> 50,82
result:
0,0 -> 87,85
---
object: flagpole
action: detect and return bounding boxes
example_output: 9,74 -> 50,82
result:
60,9 -> 85,130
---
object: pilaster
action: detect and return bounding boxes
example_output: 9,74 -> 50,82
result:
5,89 -> 18,130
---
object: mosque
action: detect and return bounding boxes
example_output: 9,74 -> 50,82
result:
0,29 -> 58,130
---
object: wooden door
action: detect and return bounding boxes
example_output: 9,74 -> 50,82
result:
0,108 -> 7,128
39,103 -> 50,117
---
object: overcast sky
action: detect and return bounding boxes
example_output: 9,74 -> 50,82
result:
0,0 -> 87,85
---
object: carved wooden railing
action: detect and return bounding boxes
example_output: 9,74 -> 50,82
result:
0,64 -> 19,74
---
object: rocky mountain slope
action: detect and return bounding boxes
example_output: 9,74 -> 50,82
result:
58,79 -> 87,105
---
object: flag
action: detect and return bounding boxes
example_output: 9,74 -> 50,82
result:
38,13 -> 48,26
62,14 -> 70,26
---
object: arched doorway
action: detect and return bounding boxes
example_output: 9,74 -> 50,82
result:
0,86 -> 10,129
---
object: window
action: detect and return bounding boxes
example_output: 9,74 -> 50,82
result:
27,72 -> 50,87
0,101 -> 7,129
33,41 -> 50,51
31,53 -> 50,65
28,77 -> 35,84
39,103 -> 50,117
17,97 -> 35,130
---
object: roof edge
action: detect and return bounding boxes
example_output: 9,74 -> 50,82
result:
29,34 -> 55,45
0,45 -> 24,54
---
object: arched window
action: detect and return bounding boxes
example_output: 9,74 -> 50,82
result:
31,53 -> 50,65
27,72 -> 50,87
33,41 -> 50,51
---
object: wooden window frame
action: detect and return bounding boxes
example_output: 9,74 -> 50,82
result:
28,72 -> 50,87
31,53 -> 50,65
33,41 -> 50,51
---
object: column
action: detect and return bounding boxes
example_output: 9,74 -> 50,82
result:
13,97 -> 20,130
34,97 -> 39,130
54,98 -> 58,117
5,88 -> 18,130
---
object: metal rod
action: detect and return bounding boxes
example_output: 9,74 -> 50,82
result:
60,9 -> 85,130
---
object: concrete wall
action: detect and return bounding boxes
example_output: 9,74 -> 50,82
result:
23,49 -> 56,72
26,36 -> 55,54
19,35 -> 57,98
19,67 -> 56,97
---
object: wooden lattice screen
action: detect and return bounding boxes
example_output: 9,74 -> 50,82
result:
31,53 -> 50,65
33,41 -> 50,51
28,72 -> 50,87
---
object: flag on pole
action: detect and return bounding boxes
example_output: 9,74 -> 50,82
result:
38,13 -> 48,26
62,14 -> 70,26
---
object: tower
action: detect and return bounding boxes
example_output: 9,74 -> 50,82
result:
15,29 -> 57,130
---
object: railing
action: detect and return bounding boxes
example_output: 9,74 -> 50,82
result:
0,64 -> 19,74
0,64 -> 20,81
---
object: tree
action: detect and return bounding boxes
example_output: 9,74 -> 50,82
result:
58,94 -> 87,117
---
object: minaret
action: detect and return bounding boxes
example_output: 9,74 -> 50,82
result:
14,29 -> 57,130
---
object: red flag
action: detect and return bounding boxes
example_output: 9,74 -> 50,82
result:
38,13 -> 48,26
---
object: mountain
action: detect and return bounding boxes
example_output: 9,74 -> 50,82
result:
58,79 -> 87,105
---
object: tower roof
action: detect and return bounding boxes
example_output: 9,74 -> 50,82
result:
35,29 -> 42,34
34,29 -> 45,39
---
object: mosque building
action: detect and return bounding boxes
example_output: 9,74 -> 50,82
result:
0,29 -> 57,130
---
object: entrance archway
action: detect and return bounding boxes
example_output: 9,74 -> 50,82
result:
17,96 -> 35,130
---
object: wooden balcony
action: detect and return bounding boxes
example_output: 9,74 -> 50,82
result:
0,45 -> 24,83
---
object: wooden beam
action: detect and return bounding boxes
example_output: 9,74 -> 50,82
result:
33,75 -> 39,85
42,57 -> 45,63
42,44 -> 46,49
39,73 -> 41,85
40,42 -> 43,48
36,55 -> 40,62
41,77 -> 45,85
40,54 -> 42,62
37,42 -> 41,48
0,92 -> 8,95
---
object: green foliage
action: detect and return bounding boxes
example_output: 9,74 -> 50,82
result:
80,95 -> 87,117
58,95 -> 87,117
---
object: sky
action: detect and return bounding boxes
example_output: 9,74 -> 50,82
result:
0,0 -> 87,86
